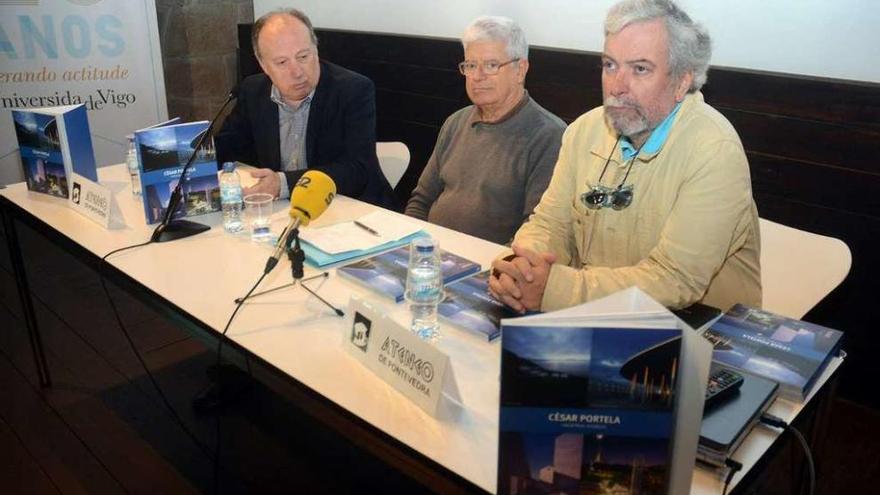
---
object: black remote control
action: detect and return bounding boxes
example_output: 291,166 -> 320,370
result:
704,367 -> 744,409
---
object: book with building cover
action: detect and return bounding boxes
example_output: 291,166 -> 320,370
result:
437,271 -> 515,341
499,288 -> 684,495
337,245 -> 480,302
703,304 -> 843,402
12,104 -> 97,199
134,120 -> 220,224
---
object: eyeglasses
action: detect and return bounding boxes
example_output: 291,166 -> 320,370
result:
580,136 -> 643,211
458,58 -> 520,76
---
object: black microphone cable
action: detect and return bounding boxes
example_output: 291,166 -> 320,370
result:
211,269 -> 269,494
721,457 -> 743,495
98,241 -> 217,464
94,82 -> 250,492
759,413 -> 816,495
101,240 -> 267,494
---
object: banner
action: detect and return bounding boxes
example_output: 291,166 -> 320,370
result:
0,0 -> 168,186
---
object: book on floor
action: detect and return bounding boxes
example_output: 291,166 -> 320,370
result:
337,244 -> 480,302
702,304 -> 843,401
12,104 -> 97,199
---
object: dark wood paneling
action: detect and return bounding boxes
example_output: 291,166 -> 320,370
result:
349,61 -> 466,102
319,30 -> 464,69
237,27 -> 880,409
748,153 -> 880,218
376,90 -> 462,129
721,109 -> 880,176
705,68 -> 880,129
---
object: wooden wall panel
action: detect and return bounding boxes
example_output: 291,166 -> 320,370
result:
239,26 -> 880,409
721,110 -> 880,176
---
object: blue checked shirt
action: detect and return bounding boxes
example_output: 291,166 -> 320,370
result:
271,85 -> 313,198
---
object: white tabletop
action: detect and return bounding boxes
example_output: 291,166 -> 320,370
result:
1,163 -> 842,494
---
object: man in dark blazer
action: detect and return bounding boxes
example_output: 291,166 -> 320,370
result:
215,8 -> 395,209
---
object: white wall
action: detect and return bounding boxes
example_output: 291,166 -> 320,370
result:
255,0 -> 880,84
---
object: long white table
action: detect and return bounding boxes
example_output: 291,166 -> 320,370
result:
1,163 -> 841,494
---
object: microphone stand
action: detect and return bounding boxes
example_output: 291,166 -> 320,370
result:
231,227 -> 344,314
194,227 -> 342,415
150,90 -> 237,243
286,227 -> 344,316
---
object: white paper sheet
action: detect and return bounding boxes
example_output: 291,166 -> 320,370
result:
299,210 -> 421,254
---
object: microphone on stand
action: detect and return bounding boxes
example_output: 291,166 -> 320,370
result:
232,170 -> 340,307
149,85 -> 240,243
264,170 -> 336,274
282,169 -> 344,317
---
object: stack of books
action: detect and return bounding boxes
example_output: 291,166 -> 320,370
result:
703,304 -> 843,402
337,245 -> 480,303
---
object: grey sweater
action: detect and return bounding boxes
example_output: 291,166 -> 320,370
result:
405,95 -> 565,244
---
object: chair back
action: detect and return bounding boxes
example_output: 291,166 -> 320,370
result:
759,218 -> 851,319
376,141 -> 410,188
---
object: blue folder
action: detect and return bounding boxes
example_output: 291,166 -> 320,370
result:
301,230 -> 429,268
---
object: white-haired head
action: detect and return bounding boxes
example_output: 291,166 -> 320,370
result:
605,0 -> 711,92
462,16 -> 528,61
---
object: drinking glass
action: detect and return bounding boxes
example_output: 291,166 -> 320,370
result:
243,193 -> 273,242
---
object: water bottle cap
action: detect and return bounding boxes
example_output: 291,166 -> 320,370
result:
222,162 -> 236,172
413,237 -> 436,253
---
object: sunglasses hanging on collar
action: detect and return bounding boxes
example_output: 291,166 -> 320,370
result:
580,136 -> 645,211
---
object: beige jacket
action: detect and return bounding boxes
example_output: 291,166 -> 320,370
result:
514,92 -> 761,311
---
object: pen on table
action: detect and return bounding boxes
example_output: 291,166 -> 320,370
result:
353,220 -> 381,237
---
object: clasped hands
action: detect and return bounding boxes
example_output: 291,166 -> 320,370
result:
488,244 -> 557,313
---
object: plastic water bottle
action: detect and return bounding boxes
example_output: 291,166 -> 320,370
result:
405,237 -> 443,341
126,135 -> 141,197
219,162 -> 243,233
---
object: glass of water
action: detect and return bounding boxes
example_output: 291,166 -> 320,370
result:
243,193 -> 274,242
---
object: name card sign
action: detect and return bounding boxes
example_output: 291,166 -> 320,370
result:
345,297 -> 461,416
68,173 -> 124,229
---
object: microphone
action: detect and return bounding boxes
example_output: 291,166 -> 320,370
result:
263,170 -> 336,274
149,83 -> 240,243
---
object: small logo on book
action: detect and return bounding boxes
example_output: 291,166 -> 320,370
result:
351,312 -> 372,352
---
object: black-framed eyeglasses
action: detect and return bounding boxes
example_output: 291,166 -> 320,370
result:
458,58 -> 520,76
580,136 -> 643,211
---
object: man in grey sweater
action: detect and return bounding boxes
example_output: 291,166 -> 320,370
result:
405,16 -> 566,245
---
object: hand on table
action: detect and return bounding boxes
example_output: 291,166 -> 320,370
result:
243,168 -> 281,198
